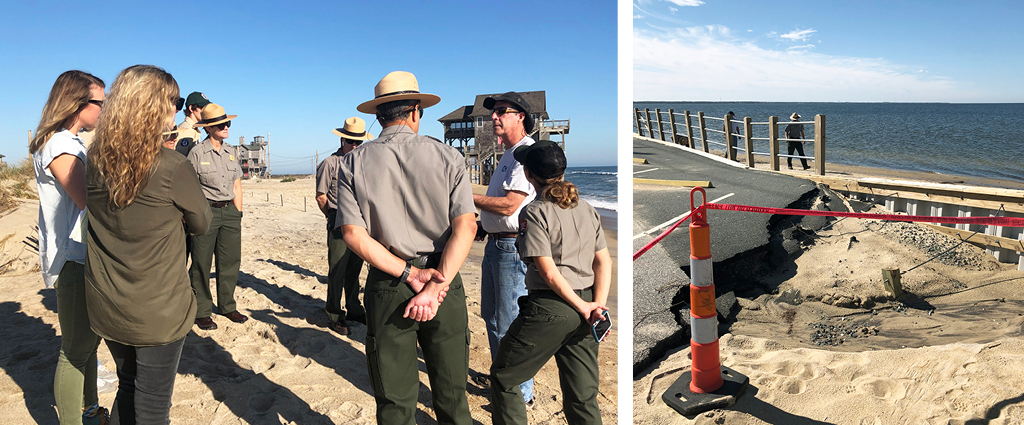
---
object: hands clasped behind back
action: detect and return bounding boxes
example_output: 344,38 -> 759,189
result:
403,266 -> 450,321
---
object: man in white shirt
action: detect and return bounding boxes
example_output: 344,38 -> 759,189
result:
472,91 -> 536,406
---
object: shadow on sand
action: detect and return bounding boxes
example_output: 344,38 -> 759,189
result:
0,301 -> 60,424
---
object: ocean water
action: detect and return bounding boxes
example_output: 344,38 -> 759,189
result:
634,102 -> 1024,185
565,166 -> 618,213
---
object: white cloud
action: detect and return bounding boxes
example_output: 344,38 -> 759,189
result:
669,7 -> 678,13
787,44 -> 815,51
633,26 -> 975,102
635,14 -> 644,19
664,0 -> 705,6
780,28 -> 817,42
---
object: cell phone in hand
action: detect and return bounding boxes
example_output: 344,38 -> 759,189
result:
591,310 -> 612,343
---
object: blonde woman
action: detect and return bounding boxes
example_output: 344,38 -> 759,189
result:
489,141 -> 611,425
30,70 -> 109,425
86,65 -> 211,424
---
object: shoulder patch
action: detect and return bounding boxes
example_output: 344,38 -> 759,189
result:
518,218 -> 528,236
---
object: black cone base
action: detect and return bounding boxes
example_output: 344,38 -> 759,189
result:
661,365 -> 749,417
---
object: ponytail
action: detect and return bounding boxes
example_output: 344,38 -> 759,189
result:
539,176 -> 578,209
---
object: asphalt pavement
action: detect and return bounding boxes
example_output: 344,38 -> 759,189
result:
632,136 -> 820,373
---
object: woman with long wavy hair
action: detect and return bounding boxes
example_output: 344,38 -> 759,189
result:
489,141 -> 611,425
31,69 -> 109,425
85,65 -> 211,424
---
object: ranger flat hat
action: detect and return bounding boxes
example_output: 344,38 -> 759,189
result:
513,140 -> 566,180
332,117 -> 374,140
483,91 -> 535,133
790,113 -> 801,120
357,71 -> 441,114
185,91 -> 211,109
193,103 -> 237,128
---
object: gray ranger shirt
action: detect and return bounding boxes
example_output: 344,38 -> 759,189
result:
517,198 -> 607,291
335,125 -> 475,261
187,138 -> 242,201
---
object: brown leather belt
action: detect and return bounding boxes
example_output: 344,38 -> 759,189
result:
210,200 -> 231,208
489,232 -> 518,238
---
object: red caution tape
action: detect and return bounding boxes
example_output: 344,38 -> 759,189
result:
704,203 -> 1024,227
633,202 -> 1024,261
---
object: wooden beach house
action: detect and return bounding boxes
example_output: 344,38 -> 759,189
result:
438,91 -> 570,184
237,135 -> 268,179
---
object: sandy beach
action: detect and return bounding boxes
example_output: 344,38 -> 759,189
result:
634,144 -> 1024,423
0,176 -> 617,424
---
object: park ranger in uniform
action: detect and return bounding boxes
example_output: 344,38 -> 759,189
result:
175,91 -> 210,156
187,103 -> 247,330
335,71 -> 477,425
315,117 -> 373,335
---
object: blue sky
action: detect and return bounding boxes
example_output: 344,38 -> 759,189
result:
0,1 -> 617,172
633,0 -> 1024,102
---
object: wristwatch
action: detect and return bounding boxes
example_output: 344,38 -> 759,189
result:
399,263 -> 411,283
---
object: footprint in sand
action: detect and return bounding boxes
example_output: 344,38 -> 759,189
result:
854,377 -> 906,400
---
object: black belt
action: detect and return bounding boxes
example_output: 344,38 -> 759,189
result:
531,286 -> 593,297
489,232 -> 518,238
407,252 -> 442,269
210,200 -> 231,208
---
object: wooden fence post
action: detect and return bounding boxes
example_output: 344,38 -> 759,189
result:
1018,233 -> 1024,271
697,112 -> 709,153
668,109 -> 679,144
634,108 -> 641,135
743,117 -> 754,168
645,108 -> 654,138
769,116 -> 779,171
724,114 -> 735,161
684,110 -> 695,149
655,108 -> 665,141
814,114 -> 826,175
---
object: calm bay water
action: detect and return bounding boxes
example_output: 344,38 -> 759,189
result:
634,102 -> 1024,184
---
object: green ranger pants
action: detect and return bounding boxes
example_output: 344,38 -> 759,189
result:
364,265 -> 471,425
189,201 -> 241,319
325,212 -> 365,323
490,289 -> 602,425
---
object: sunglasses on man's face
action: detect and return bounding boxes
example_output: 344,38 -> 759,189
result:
491,107 -> 519,117
213,121 -> 231,129
88,99 -> 103,107
174,97 -> 185,112
343,138 -> 363,146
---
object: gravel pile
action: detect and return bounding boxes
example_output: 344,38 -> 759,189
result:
809,320 -> 879,346
875,221 -> 991,270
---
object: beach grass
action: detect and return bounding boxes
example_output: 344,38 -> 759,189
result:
0,158 -> 35,214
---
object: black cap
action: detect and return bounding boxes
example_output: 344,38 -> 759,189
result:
482,91 -> 534,133
185,92 -> 211,109
513,140 -> 565,179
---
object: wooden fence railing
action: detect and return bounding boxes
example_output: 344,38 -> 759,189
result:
634,108 -> 827,175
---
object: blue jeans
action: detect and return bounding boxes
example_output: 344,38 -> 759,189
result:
480,236 -> 533,402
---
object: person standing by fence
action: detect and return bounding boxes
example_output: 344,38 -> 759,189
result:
785,113 -> 810,170
723,111 -> 739,158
